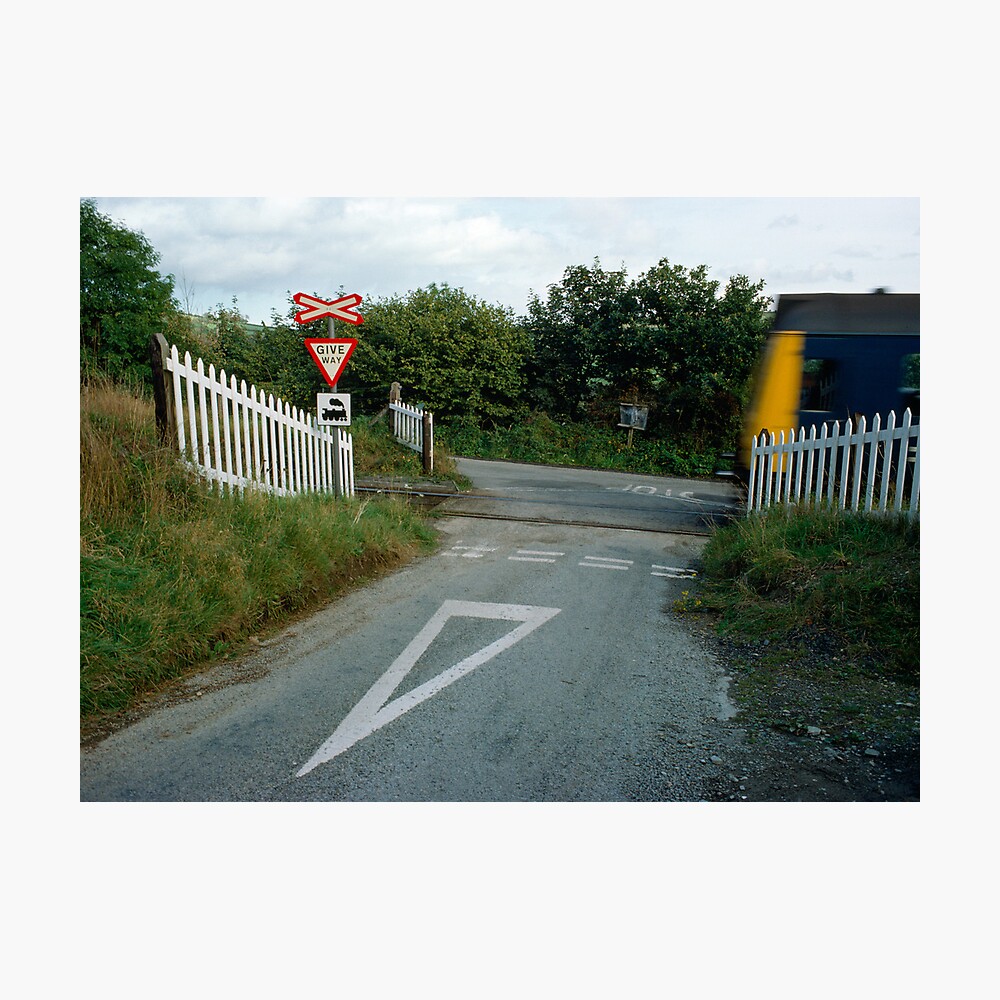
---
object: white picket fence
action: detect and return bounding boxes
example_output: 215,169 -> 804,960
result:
389,399 -> 427,451
165,343 -> 354,497
747,409 -> 919,520
389,399 -> 433,472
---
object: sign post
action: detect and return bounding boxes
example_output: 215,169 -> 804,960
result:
295,290 -> 364,496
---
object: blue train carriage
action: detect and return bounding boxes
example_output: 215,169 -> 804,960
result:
733,290 -> 919,484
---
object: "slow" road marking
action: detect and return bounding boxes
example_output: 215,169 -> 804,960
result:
296,600 -> 561,776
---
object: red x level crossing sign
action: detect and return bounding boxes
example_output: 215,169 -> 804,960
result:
293,292 -> 364,325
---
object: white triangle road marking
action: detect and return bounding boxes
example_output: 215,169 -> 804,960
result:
296,600 -> 561,776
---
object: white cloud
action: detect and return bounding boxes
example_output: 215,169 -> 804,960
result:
89,196 -> 919,324
769,263 -> 856,285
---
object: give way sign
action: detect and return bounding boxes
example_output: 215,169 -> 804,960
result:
305,339 -> 357,387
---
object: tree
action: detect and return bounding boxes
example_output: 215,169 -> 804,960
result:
523,259 -> 639,417
80,199 -> 178,382
522,257 -> 771,448
347,284 -> 530,423
208,298 -> 323,413
634,261 -> 770,443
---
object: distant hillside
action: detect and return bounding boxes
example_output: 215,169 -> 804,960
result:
182,313 -> 270,341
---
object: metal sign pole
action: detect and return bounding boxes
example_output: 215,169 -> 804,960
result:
327,317 -> 342,497
328,316 -> 338,392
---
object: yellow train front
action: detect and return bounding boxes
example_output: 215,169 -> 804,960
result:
733,290 -> 919,483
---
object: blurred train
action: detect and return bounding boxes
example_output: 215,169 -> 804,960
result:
729,290 -> 919,483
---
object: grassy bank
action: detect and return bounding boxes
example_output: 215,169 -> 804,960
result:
679,506 -> 919,748
80,378 -> 437,729
440,411 -> 720,478
351,413 -> 469,487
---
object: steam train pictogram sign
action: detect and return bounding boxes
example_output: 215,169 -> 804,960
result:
316,393 -> 351,427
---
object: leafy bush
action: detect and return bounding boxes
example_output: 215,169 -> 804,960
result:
347,284 -> 531,423
439,411 -> 719,477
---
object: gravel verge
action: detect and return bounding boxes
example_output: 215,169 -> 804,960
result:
664,613 -> 919,802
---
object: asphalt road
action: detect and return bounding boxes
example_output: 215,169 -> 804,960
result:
441,458 -> 742,533
81,463 -> 745,802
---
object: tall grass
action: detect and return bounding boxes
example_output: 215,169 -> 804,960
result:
80,377 -> 436,723
351,414 -> 467,485
693,505 -> 919,679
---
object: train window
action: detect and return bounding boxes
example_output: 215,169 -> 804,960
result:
899,353 -> 920,390
899,353 -> 920,416
801,358 -> 838,410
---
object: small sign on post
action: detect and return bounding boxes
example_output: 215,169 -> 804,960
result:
618,403 -> 648,431
317,393 -> 351,427
618,403 -> 649,448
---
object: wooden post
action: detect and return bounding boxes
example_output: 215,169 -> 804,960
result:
150,332 -> 177,445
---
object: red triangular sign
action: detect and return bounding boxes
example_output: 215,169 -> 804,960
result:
304,338 -> 357,387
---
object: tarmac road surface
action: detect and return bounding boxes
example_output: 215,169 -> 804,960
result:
80,514 -> 740,802
439,457 -> 742,533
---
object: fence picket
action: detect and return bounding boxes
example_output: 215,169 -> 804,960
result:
792,427 -> 805,501
229,375 -> 244,491
909,424 -> 920,522
281,402 -> 293,493
893,409 -> 912,513
219,368 -> 233,490
171,345 -> 186,453
863,413 -> 880,512
837,418 -> 852,509
878,410 -> 897,511
825,421 -> 836,503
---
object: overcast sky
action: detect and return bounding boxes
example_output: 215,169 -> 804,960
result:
89,196 -> 918,326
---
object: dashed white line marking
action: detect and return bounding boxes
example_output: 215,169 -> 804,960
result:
579,556 -> 633,570
444,543 -> 498,558
651,564 -> 697,578
441,545 -> 697,580
508,549 -> 565,563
